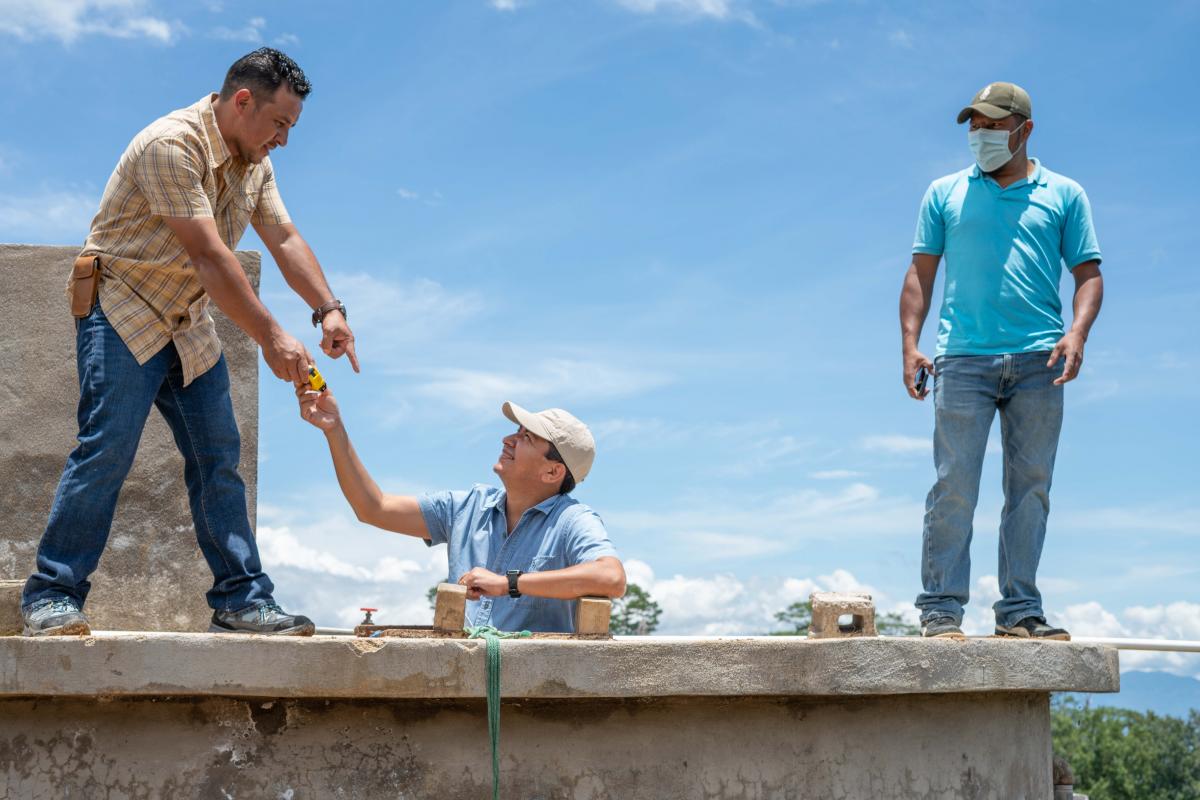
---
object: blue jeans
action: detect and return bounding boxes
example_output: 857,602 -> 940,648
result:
916,352 -> 1064,627
22,303 -> 274,613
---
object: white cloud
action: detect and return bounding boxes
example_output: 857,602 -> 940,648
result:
608,481 -> 917,558
258,525 -> 424,583
274,32 -> 300,46
211,16 -> 264,42
860,434 -> 930,455
410,358 -> 672,415
0,188 -> 97,244
489,0 -> 519,10
0,0 -> 176,44
396,187 -> 443,205
809,469 -> 865,480
888,29 -> 913,49
612,0 -> 756,25
626,560 -> 882,635
1060,599 -> 1200,678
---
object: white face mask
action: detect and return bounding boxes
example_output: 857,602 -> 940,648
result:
968,124 -> 1026,172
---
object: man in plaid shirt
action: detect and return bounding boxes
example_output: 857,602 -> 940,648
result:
21,48 -> 357,636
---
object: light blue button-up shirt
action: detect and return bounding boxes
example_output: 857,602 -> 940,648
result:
912,158 -> 1102,357
419,484 -> 619,633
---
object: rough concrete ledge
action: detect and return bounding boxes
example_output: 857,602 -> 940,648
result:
0,632 -> 1119,700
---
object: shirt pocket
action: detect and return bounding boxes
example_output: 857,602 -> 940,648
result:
528,554 -> 562,573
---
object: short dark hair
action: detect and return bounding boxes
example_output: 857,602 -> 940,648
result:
220,48 -> 312,102
544,442 -> 576,495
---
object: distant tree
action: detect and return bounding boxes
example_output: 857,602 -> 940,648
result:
426,584 -> 438,611
609,583 -> 662,635
771,600 -> 812,635
1051,696 -> 1200,799
770,600 -> 919,636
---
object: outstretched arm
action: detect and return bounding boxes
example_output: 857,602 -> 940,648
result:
296,386 -> 428,538
258,221 -> 360,372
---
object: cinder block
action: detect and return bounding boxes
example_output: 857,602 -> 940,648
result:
433,583 -> 467,632
808,591 -> 876,639
0,579 -> 23,636
575,596 -> 612,635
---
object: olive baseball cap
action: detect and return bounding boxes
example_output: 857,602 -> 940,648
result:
956,82 -> 1032,124
502,401 -> 595,484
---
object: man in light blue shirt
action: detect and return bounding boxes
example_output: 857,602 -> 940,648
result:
297,388 -> 625,632
899,82 -> 1104,640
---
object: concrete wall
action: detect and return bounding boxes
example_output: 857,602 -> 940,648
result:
0,693 -> 1053,800
0,244 -> 260,632
0,632 -> 1120,798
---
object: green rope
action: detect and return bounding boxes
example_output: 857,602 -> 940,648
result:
466,625 -> 531,800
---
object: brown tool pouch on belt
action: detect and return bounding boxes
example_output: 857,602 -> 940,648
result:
70,255 -> 101,318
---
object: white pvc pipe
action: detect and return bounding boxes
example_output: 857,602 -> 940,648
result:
1071,637 -> 1200,653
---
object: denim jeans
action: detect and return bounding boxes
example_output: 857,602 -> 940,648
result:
915,351 -> 1064,627
22,303 -> 274,613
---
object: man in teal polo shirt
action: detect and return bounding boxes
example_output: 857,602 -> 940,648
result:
899,82 -> 1104,640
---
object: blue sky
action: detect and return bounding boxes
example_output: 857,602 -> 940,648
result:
1,1 -> 1197,679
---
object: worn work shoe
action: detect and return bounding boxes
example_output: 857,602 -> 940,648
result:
995,616 -> 1070,641
22,597 -> 91,636
209,602 -> 315,636
921,616 -> 966,639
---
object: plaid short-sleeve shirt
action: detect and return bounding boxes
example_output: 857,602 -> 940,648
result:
71,93 -> 291,385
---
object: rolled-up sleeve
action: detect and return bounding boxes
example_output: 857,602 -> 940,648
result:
912,182 -> 945,256
130,137 -> 213,219
563,508 -> 620,565
418,489 -> 472,547
251,157 -> 291,227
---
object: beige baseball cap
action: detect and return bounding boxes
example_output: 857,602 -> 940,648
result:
502,401 -> 595,484
957,82 -> 1032,124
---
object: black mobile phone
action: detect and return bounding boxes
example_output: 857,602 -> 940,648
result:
915,366 -> 930,394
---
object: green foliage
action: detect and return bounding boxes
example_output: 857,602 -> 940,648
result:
769,600 -> 919,636
609,583 -> 662,635
1051,696 -> 1200,799
426,584 -> 438,611
771,600 -> 812,635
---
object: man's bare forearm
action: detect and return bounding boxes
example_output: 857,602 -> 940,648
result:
192,248 -> 278,344
268,225 -> 335,309
1067,263 -> 1104,340
518,557 -> 626,600
899,260 -> 936,351
323,423 -> 388,526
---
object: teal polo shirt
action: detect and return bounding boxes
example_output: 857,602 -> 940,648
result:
912,158 -> 1102,356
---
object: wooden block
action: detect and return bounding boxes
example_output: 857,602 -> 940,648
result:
575,596 -> 612,635
1,579 -> 24,636
808,591 -> 877,639
433,583 -> 467,632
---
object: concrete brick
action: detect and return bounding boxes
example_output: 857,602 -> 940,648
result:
433,582 -> 466,632
0,244 -> 260,632
809,591 -> 877,638
0,580 -> 21,635
575,596 -> 611,634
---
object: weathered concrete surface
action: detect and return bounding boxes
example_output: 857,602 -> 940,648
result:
0,632 -> 1120,699
0,692 -> 1055,800
0,244 -> 260,632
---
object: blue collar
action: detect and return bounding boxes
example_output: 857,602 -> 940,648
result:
969,157 -> 1047,187
483,489 -> 562,517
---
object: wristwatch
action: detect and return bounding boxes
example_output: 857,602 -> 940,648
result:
507,569 -> 522,598
311,299 -> 347,327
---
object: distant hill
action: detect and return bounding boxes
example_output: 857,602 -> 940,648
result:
1057,670 -> 1200,718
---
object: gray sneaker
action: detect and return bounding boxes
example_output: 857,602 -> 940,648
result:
22,597 -> 91,636
921,616 -> 966,639
209,602 -> 315,636
995,616 -> 1070,641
